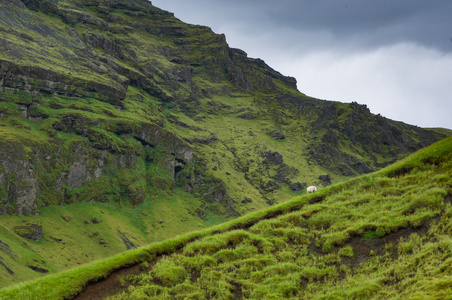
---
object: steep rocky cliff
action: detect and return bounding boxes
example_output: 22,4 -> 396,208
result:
0,0 -> 449,217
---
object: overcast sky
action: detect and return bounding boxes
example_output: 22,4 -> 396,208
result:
151,0 -> 452,129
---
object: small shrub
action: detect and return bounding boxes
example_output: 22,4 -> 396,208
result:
277,251 -> 296,262
398,235 -> 420,255
169,283 -> 201,297
151,260 -> 188,287
322,241 -> 334,253
213,249 -> 237,263
183,230 -> 250,255
119,274 -> 142,287
283,228 -> 311,244
299,266 -> 338,282
140,261 -> 149,271
375,226 -> 387,238
263,263 -> 301,276
379,187 -> 403,197
198,270 -> 234,299
179,255 -> 217,273
362,230 -> 380,240
239,255 -> 277,271
130,285 -> 166,298
338,246 -> 354,258
348,280 -> 381,299
340,264 -> 351,275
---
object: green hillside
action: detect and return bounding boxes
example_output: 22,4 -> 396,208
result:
1,136 -> 450,299
0,0 -> 451,289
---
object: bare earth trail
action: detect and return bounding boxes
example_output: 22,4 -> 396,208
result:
74,264 -> 142,299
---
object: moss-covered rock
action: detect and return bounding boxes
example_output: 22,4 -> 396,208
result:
13,224 -> 42,241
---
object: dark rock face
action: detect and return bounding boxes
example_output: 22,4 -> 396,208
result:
241,197 -> 252,204
0,60 -> 128,106
237,112 -> 255,120
307,101 -> 447,176
27,264 -> 49,273
263,151 -> 284,165
290,182 -> 307,191
248,150 -> 300,193
262,180 -> 280,192
0,118 -> 198,215
191,136 -> 219,145
0,144 -> 39,215
266,127 -> 285,140
318,175 -> 332,187
117,230 -> 139,250
1,0 -> 25,8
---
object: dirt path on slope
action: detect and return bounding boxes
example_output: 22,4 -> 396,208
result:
73,264 -> 142,300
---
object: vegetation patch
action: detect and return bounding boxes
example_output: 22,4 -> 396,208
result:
0,136 -> 450,299
1,0 -> 451,293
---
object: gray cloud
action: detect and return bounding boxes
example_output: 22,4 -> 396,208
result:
151,0 -> 452,129
154,0 -> 452,52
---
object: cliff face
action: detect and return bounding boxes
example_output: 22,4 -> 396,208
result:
0,121 -> 194,215
0,0 -> 449,216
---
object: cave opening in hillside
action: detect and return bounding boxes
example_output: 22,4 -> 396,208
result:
174,165 -> 183,177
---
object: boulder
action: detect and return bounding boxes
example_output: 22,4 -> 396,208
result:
290,182 -> 307,191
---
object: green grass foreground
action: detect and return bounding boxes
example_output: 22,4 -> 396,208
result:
1,136 -> 451,299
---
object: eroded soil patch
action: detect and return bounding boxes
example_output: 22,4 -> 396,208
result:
74,264 -> 142,300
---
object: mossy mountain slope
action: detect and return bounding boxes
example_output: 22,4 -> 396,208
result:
1,134 -> 451,300
0,0 -> 450,288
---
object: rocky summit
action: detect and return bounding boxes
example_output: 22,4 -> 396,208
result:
0,0 -> 450,287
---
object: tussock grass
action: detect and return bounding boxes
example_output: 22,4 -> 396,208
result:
1,136 -> 451,299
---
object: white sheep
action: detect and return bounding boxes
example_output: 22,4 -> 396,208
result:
307,186 -> 317,193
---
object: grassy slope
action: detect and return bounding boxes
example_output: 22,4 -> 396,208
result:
0,185 -> 231,288
0,136 -> 450,299
1,0 -> 451,289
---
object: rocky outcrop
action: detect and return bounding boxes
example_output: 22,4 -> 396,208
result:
0,120 -> 198,215
226,48 -> 297,92
318,175 -> 332,187
263,151 -> 284,165
0,0 -> 25,8
266,127 -> 285,140
290,182 -> 307,191
307,101 -> 447,176
13,224 -> 42,241
0,60 -> 128,106
242,150 -> 300,193
0,142 -> 39,215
